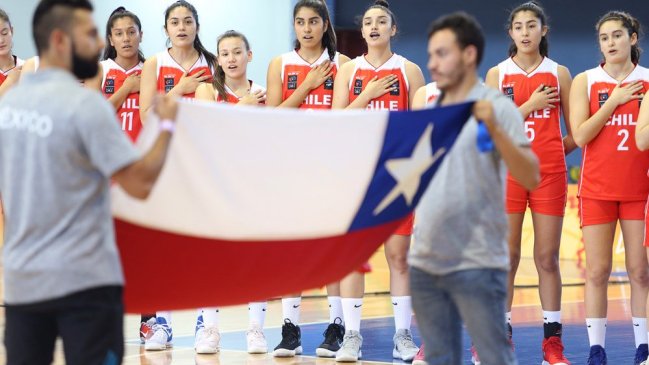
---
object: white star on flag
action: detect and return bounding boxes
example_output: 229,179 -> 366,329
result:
373,124 -> 446,216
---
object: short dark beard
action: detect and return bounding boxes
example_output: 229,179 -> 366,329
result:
71,43 -> 99,79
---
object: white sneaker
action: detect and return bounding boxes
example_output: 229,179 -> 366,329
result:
336,330 -> 363,362
393,328 -> 419,361
194,325 -> 220,354
145,319 -> 173,351
246,325 -> 268,354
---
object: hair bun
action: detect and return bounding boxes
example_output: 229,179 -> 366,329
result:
110,6 -> 126,16
374,0 -> 390,9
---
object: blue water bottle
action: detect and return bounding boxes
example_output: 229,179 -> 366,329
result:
476,121 -> 494,152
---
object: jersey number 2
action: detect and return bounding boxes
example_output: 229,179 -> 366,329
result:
617,129 -> 629,151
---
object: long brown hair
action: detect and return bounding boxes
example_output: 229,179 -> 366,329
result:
212,30 -> 251,102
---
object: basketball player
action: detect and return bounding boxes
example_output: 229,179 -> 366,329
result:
569,11 -> 649,365
138,0 -> 215,352
265,0 -> 350,359
484,3 -> 574,364
331,0 -> 425,361
0,8 -> 23,97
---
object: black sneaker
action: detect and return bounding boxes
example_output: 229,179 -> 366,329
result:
316,317 -> 345,357
272,319 -> 302,357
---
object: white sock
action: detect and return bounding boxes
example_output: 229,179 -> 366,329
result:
201,307 -> 219,327
281,297 -> 301,324
506,311 -> 512,325
586,318 -> 607,347
342,298 -> 363,332
328,296 -> 343,324
543,310 -> 561,324
633,317 -> 648,348
249,302 -> 267,328
392,296 -> 412,330
156,311 -> 172,326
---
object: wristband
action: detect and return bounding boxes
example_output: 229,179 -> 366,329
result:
159,119 -> 175,133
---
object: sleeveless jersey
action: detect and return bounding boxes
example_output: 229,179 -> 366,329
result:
579,64 -> 649,200
498,57 -> 565,174
100,59 -> 143,142
216,80 -> 265,104
156,50 -> 213,98
425,82 -> 440,104
348,53 -> 409,111
0,56 -> 24,86
281,49 -> 339,109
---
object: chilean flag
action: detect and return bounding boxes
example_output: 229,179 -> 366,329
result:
112,100 -> 474,312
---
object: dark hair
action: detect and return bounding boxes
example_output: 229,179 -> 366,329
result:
427,12 -> 485,66
164,1 -> 216,72
507,1 -> 549,57
0,8 -> 11,27
32,0 -> 93,54
212,30 -> 251,102
293,0 -> 337,61
364,0 -> 397,28
102,7 -> 145,63
596,11 -> 643,64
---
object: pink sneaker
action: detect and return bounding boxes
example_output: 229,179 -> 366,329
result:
471,344 -> 481,365
413,344 -> 427,365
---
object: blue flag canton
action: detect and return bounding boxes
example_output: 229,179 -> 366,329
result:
348,101 -> 474,232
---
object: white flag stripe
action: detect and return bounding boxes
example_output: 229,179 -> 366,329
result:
112,100 -> 389,240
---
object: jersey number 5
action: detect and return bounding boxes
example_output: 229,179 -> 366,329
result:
524,121 -> 535,142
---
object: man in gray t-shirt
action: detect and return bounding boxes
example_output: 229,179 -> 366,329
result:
408,13 -> 539,365
0,1 -> 178,364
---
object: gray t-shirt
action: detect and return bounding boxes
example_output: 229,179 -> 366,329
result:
409,82 -> 529,276
0,69 -> 139,304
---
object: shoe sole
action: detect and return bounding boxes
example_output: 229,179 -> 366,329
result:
393,348 -> 417,361
336,350 -> 362,362
195,346 -> 219,354
471,356 -> 481,365
144,343 -> 172,351
542,362 -> 569,365
247,347 -> 268,354
316,348 -> 337,357
273,346 -> 302,357
413,360 -> 428,365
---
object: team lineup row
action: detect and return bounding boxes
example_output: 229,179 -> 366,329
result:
1,0 -> 649,364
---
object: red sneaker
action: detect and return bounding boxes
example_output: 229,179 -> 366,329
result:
413,344 -> 427,365
139,317 -> 156,344
542,336 -> 570,365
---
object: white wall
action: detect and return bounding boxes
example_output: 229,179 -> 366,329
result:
3,0 -> 296,84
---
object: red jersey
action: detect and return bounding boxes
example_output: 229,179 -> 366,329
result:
281,49 -> 340,109
498,57 -> 565,174
0,56 -> 24,86
579,64 -> 649,200
216,80 -> 266,104
348,54 -> 409,111
156,49 -> 213,98
100,59 -> 143,142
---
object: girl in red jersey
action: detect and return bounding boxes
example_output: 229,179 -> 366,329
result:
87,7 -> 145,142
331,1 -> 425,362
265,0 -> 350,359
139,0 -> 214,123
0,9 -> 23,98
196,31 -> 265,105
195,31 -> 267,355
570,11 -> 649,365
138,0 -> 215,353
484,3 -> 574,364
87,6 -> 157,346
